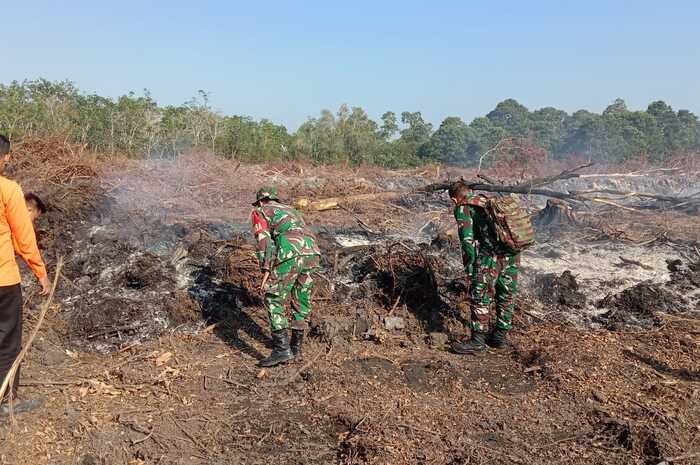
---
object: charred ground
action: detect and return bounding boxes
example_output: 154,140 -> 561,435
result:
1,140 -> 699,465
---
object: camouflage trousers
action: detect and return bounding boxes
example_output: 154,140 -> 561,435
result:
265,254 -> 321,332
469,252 -> 519,333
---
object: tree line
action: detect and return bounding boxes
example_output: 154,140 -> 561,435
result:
1,79 -> 698,167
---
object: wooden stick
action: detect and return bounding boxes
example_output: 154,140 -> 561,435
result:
132,429 -> 155,445
0,257 -> 63,417
590,198 -> 640,212
20,380 -> 85,387
618,256 -> 653,270
477,138 -> 509,172
170,414 -> 207,450
579,167 -> 680,178
337,205 -> 378,234
570,188 -> 700,204
512,162 -> 594,189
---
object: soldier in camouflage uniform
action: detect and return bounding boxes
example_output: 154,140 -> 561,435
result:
251,186 -> 321,367
448,181 -> 519,354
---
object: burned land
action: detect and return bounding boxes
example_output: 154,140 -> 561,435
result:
1,139 -> 699,465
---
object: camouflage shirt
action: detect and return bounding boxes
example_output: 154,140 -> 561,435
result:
251,201 -> 321,271
454,192 -> 505,271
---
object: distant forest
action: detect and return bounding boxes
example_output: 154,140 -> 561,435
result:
1,79 -> 698,167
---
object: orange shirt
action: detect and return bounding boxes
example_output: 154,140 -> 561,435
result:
0,176 -> 47,286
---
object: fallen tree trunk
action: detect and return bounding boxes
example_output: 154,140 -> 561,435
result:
568,188 -> 700,204
419,162 -> 594,193
418,181 -> 586,202
296,182 -> 587,212
294,163 -> 698,213
295,192 -> 403,211
578,167 -> 681,178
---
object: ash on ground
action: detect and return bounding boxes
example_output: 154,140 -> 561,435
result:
595,260 -> 700,329
49,194 -> 252,352
24,155 -> 699,353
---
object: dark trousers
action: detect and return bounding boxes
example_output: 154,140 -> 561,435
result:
0,284 -> 22,399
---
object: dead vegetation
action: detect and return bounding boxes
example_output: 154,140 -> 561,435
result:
0,138 -> 698,465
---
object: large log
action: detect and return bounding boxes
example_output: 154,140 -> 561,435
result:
568,188 -> 700,205
418,181 -> 585,202
295,191 -> 403,211
294,162 -> 698,213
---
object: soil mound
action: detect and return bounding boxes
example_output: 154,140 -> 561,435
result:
534,270 -> 587,309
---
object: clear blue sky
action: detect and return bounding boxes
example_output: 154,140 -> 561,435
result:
3,1 -> 699,130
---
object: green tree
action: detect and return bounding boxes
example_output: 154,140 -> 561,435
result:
379,111 -> 399,140
399,111 -> 432,157
469,117 -> 508,160
530,107 -> 568,153
486,99 -> 531,137
1,79 -> 698,165
0,80 -> 35,139
603,98 -> 628,116
676,110 -> 700,152
71,93 -> 115,153
423,117 -> 474,164
557,110 -> 604,158
343,106 -> 381,164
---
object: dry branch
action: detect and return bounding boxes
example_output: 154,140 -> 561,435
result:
420,181 -> 587,202
295,162 -> 697,214
569,188 -> 700,205
0,257 -> 63,412
579,167 -> 681,178
512,162 -> 594,189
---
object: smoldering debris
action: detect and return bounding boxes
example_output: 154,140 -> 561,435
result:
595,260 -> 700,330
534,271 -> 587,309
13,138 -> 699,354
323,240 -> 469,336
60,208 -> 253,352
55,199 -> 700,353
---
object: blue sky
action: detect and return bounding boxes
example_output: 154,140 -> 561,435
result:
3,1 -> 699,130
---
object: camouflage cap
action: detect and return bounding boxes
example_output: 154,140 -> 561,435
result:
253,186 -> 279,205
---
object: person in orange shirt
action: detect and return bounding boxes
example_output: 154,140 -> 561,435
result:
0,135 -> 50,418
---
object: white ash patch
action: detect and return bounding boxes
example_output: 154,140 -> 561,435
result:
335,234 -> 373,248
521,240 -> 683,323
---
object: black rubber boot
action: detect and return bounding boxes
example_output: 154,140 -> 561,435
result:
259,330 -> 294,367
290,329 -> 304,357
487,328 -> 508,349
0,397 -> 44,418
451,331 -> 488,355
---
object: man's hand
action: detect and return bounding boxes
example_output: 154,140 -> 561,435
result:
39,275 -> 51,296
260,271 -> 270,294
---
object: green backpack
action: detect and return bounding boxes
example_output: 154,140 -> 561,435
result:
485,195 -> 535,253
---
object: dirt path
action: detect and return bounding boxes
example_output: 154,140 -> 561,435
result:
2,313 -> 699,465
